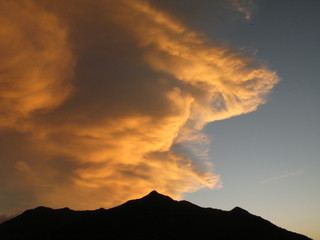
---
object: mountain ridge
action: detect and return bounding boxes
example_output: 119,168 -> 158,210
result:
0,190 -> 312,240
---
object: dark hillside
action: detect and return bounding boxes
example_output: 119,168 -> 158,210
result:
0,191 -> 312,240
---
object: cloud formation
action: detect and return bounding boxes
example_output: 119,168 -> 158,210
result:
0,0 -> 279,212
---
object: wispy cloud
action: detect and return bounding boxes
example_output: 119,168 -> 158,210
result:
260,170 -> 304,184
229,0 -> 256,20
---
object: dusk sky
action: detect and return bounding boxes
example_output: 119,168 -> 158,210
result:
0,0 -> 319,239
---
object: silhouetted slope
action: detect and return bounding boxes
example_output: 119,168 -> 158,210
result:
0,191 -> 312,240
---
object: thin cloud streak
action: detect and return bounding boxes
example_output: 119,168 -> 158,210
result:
0,0 -> 279,212
260,170 -> 304,184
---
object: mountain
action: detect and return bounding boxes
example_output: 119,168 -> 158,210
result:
0,190 -> 312,240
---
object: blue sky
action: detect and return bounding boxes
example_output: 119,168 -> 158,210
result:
183,1 -> 320,239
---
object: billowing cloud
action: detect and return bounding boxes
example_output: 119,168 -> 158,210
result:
0,0 -> 279,213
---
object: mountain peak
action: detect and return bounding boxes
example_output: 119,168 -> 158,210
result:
147,190 -> 160,196
231,206 -> 249,213
141,190 -> 173,202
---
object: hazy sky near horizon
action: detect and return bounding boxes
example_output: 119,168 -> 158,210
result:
0,0 -> 319,239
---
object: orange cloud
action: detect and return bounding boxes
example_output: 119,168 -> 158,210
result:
0,0 -> 74,130
0,0 -> 279,212
115,0 -> 278,128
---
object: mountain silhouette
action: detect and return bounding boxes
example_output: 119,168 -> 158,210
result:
0,190 -> 312,240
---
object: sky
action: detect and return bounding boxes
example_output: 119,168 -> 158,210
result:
0,0 -> 319,239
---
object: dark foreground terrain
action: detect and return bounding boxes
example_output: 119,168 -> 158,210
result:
0,191 -> 312,240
